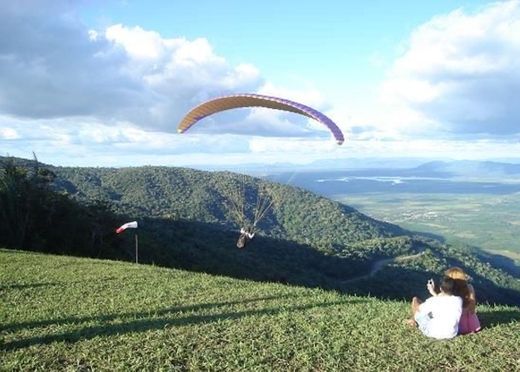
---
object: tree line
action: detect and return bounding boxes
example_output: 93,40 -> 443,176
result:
0,157 -> 127,259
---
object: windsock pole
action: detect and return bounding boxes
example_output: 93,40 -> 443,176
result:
135,233 -> 139,264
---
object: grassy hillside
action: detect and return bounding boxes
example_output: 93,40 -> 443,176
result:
1,249 -> 519,371
2,156 -> 519,306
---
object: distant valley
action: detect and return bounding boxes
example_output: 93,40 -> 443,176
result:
266,160 -> 520,260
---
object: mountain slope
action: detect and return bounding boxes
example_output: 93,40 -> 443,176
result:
2,156 -> 519,305
51,165 -> 405,252
51,164 -> 520,304
2,249 -> 519,371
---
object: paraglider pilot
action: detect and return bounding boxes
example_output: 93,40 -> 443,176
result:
237,226 -> 255,249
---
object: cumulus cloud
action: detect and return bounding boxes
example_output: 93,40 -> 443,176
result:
0,127 -> 19,140
0,0 -> 349,169
0,0 -> 342,142
0,1 -> 344,167
5,1 -> 518,167
0,1 -> 265,134
380,1 -> 520,137
0,115 -> 256,166
103,24 -> 267,131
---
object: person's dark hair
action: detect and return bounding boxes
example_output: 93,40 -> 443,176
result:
440,276 -> 456,295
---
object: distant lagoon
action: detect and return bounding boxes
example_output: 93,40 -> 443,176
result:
315,176 -> 448,185
267,172 -> 520,196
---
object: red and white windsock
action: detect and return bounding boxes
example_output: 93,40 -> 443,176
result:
116,221 -> 138,234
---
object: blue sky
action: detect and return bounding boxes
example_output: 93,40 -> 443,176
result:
1,0 -> 519,168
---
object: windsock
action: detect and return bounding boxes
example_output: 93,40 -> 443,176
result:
116,221 -> 138,234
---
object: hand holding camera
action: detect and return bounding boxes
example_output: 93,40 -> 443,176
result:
427,278 -> 437,296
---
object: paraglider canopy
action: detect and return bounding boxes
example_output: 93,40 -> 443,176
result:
177,93 -> 345,145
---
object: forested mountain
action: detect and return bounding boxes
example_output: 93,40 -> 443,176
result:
1,155 -> 519,305
53,165 -> 405,253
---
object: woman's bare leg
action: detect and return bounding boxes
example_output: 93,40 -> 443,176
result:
406,296 -> 422,326
411,296 -> 422,316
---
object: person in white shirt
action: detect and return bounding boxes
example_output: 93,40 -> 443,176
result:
408,277 -> 463,340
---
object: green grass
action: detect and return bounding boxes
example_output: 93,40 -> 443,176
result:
1,249 -> 519,371
338,193 -> 520,259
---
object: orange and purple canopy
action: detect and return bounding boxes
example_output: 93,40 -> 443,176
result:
177,93 -> 344,145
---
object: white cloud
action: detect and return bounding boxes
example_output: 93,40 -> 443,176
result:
347,138 -> 520,160
249,137 -> 339,155
3,1 -> 519,168
2,113 -> 519,167
0,3 -> 263,134
379,1 -> 520,138
105,24 -> 165,60
0,1 -> 349,166
0,127 -> 19,140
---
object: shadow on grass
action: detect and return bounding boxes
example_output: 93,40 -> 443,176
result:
0,277 -> 121,292
2,297 -> 365,351
1,293 -> 304,333
0,282 -> 60,291
477,309 -> 520,329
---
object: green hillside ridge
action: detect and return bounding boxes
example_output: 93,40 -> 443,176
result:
1,249 -> 519,371
50,163 -> 520,304
1,156 -> 520,306
52,165 -> 404,250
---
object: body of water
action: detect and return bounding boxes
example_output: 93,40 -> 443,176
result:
267,172 -> 520,196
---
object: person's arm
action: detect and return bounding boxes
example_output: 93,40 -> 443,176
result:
247,232 -> 255,239
466,283 -> 477,313
427,279 -> 438,296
